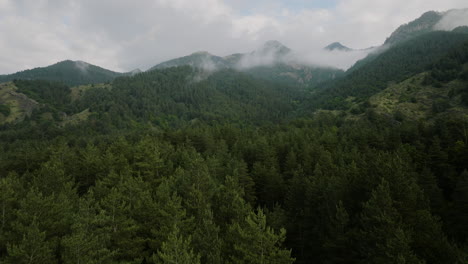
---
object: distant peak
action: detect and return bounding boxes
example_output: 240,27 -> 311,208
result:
191,51 -> 212,56
263,40 -> 285,47
257,40 -> 291,55
262,40 -> 289,49
56,60 -> 90,66
74,60 -> 90,65
324,42 -> 352,51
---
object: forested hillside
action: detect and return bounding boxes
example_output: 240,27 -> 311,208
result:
308,30 -> 468,111
0,60 -> 123,87
1,9 -> 468,264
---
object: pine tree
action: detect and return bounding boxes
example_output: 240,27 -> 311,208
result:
154,225 -> 200,264
229,209 -> 295,264
357,179 -> 423,264
6,220 -> 56,264
418,167 -> 444,214
323,201 -> 352,264
410,210 -> 459,264
451,170 -> 468,243
0,172 -> 23,255
150,179 -> 192,253
61,197 -> 114,264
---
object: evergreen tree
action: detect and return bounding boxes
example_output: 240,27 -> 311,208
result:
357,179 -> 423,264
6,220 -> 56,264
61,197 -> 114,264
323,201 -> 353,264
154,225 -> 201,264
418,167 -> 444,214
229,209 -> 295,264
451,170 -> 468,243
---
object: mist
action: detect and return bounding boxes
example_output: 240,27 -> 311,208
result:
74,61 -> 90,74
232,41 -> 374,71
434,8 -> 468,31
2,0 -> 468,74
295,49 -> 373,70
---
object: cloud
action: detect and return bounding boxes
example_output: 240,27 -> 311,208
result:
74,61 -> 90,73
0,0 -> 467,74
434,8 -> 468,30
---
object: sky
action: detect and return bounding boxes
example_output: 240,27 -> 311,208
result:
0,0 -> 467,74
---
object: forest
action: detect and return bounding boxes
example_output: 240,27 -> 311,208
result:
1,29 -> 468,263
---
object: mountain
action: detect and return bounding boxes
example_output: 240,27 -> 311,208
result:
324,42 -> 353,52
149,51 -> 231,71
149,40 -> 343,88
251,40 -> 292,58
0,60 -> 123,87
384,11 -> 444,45
383,8 -> 468,46
149,40 -> 293,71
308,30 -> 468,110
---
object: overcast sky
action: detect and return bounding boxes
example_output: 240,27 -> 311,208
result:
0,0 -> 467,74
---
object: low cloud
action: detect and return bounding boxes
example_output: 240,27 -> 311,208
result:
234,40 -> 374,70
74,61 -> 90,73
1,0 -> 468,74
434,8 -> 468,31
296,49 -> 374,70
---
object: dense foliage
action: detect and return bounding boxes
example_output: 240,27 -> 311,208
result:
14,80 -> 72,112
1,109 -> 468,263
70,67 -> 303,128
245,64 -> 344,89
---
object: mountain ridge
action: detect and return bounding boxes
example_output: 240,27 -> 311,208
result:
0,60 -> 124,87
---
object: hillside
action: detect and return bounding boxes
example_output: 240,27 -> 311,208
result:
308,31 -> 468,110
0,82 -> 39,124
369,71 -> 468,120
0,60 -> 123,87
0,66 -> 304,128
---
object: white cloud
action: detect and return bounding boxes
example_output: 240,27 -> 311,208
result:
0,0 -> 467,74
434,8 -> 468,30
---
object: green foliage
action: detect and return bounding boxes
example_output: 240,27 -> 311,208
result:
6,221 -> 56,264
155,225 -> 201,264
425,41 -> 468,83
0,104 -> 10,116
356,179 -> 423,264
245,64 -> 344,88
14,79 -> 71,112
229,209 -> 295,264
72,66 -> 303,127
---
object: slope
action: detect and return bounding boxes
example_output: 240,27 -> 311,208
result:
0,60 -> 123,87
308,31 -> 468,110
4,66 -> 303,129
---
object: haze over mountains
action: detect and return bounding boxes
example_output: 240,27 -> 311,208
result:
2,8 -> 467,86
